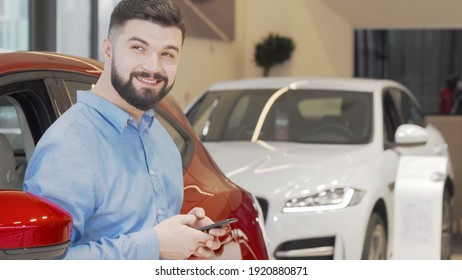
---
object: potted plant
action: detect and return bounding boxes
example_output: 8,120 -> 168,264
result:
254,33 -> 295,77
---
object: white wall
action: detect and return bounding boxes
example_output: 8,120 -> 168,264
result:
172,0 -> 353,107
172,36 -> 242,107
242,0 -> 353,78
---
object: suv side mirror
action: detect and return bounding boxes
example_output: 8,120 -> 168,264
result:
0,190 -> 72,260
394,124 -> 429,145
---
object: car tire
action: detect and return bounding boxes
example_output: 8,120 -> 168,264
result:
441,188 -> 452,260
361,212 -> 387,260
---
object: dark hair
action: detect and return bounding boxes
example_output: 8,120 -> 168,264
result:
109,0 -> 185,42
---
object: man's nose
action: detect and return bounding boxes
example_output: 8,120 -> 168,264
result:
142,54 -> 161,72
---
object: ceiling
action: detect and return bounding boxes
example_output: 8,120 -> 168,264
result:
171,0 -> 462,41
323,0 -> 462,29
172,0 -> 234,41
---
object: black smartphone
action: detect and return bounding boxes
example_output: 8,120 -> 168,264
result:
197,218 -> 238,232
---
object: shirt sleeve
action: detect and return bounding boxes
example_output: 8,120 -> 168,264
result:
24,135 -> 159,260
63,228 -> 160,260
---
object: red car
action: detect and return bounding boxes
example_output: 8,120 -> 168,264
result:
0,51 -> 269,260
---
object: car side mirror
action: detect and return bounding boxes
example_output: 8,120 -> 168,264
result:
0,190 -> 72,260
394,124 -> 429,145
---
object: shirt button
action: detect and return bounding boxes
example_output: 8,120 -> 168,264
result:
149,169 -> 155,176
158,209 -> 164,215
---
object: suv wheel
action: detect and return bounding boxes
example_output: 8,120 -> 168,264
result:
362,212 -> 387,259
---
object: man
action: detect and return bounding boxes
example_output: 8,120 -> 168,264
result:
24,0 -> 224,260
439,75 -> 459,114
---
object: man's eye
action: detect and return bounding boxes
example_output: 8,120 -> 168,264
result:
162,52 -> 176,58
132,46 -> 144,52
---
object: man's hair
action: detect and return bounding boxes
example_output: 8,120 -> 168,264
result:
109,0 -> 185,42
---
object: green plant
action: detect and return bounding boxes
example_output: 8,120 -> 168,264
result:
254,33 -> 295,77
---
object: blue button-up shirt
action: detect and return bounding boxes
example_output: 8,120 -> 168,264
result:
24,90 -> 183,259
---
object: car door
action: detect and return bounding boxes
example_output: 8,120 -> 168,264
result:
0,72 -> 66,190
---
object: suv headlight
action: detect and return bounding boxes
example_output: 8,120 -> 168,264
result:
282,187 -> 365,213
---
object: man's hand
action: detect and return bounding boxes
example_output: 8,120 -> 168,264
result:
188,207 -> 227,257
154,214 -> 215,260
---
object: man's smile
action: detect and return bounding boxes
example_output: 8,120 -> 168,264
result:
136,76 -> 163,85
133,72 -> 166,88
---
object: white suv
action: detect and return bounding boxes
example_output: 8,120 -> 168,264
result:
185,77 -> 455,260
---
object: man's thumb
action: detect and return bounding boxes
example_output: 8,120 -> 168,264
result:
178,214 -> 197,226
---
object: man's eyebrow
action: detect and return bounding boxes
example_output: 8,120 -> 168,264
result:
128,36 -> 148,45
165,45 -> 180,53
128,36 -> 180,53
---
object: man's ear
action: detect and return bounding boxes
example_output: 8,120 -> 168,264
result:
102,38 -> 112,63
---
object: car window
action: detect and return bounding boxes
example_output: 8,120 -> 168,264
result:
383,92 -> 400,143
382,87 -> 426,139
228,95 -> 251,132
188,96 -> 218,139
297,98 -> 342,118
187,89 -> 373,144
400,91 -> 426,127
63,80 -> 94,104
0,104 -> 23,150
0,79 -> 57,157
0,78 -> 58,190
156,114 -> 186,156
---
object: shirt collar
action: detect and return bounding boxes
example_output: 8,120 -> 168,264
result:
76,90 -> 155,133
138,109 -> 155,132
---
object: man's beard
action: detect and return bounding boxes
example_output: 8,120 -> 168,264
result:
111,63 -> 174,111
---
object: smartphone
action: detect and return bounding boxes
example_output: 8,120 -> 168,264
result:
197,218 -> 238,232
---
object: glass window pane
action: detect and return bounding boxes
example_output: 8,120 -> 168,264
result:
0,104 -> 23,150
187,89 -> 372,144
56,0 -> 91,57
98,0 -> 120,61
156,114 -> 186,156
63,80 -> 95,104
0,0 -> 29,51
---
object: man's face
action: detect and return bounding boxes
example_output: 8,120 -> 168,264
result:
109,19 -> 182,110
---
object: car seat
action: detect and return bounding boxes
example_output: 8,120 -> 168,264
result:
0,133 -> 23,190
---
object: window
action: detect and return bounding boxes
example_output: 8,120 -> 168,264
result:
355,29 -> 462,114
383,87 -> 426,129
227,95 -> 250,131
156,114 -> 186,156
187,89 -> 373,144
383,91 -> 400,143
0,0 -> 28,51
155,108 -> 194,170
53,72 -> 98,107
0,103 -> 22,150
400,91 -> 426,127
56,0 -> 91,57
63,80 -> 94,104
297,98 -> 342,118
97,0 -> 120,61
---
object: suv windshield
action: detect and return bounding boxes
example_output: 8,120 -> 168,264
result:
187,89 -> 373,144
